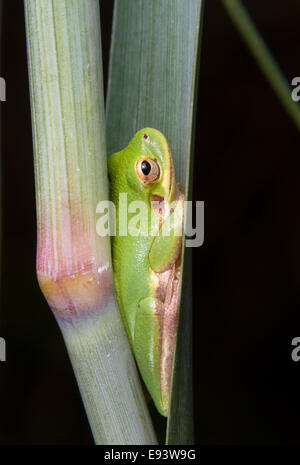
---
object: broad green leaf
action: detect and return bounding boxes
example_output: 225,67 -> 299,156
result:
106,0 -> 204,444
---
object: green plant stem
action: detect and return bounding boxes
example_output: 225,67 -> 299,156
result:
222,0 -> 300,132
24,0 -> 156,445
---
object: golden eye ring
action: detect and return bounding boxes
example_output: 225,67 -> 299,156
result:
136,158 -> 160,184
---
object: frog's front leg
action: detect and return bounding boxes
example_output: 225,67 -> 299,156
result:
133,296 -> 167,416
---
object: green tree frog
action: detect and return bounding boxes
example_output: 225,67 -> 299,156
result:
108,128 -> 184,416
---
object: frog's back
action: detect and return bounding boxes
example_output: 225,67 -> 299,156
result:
112,233 -> 153,340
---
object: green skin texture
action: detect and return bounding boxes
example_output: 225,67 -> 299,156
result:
108,128 -> 183,416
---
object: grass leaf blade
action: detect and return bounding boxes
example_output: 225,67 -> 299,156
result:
106,0 -> 205,444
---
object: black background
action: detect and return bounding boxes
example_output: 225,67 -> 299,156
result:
1,0 -> 300,444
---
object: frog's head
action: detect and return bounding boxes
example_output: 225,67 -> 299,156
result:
108,128 -> 176,205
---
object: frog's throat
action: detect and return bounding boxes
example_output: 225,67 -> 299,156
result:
151,141 -> 176,206
165,142 -> 176,204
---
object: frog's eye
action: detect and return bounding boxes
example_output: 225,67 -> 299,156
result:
136,158 -> 160,184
